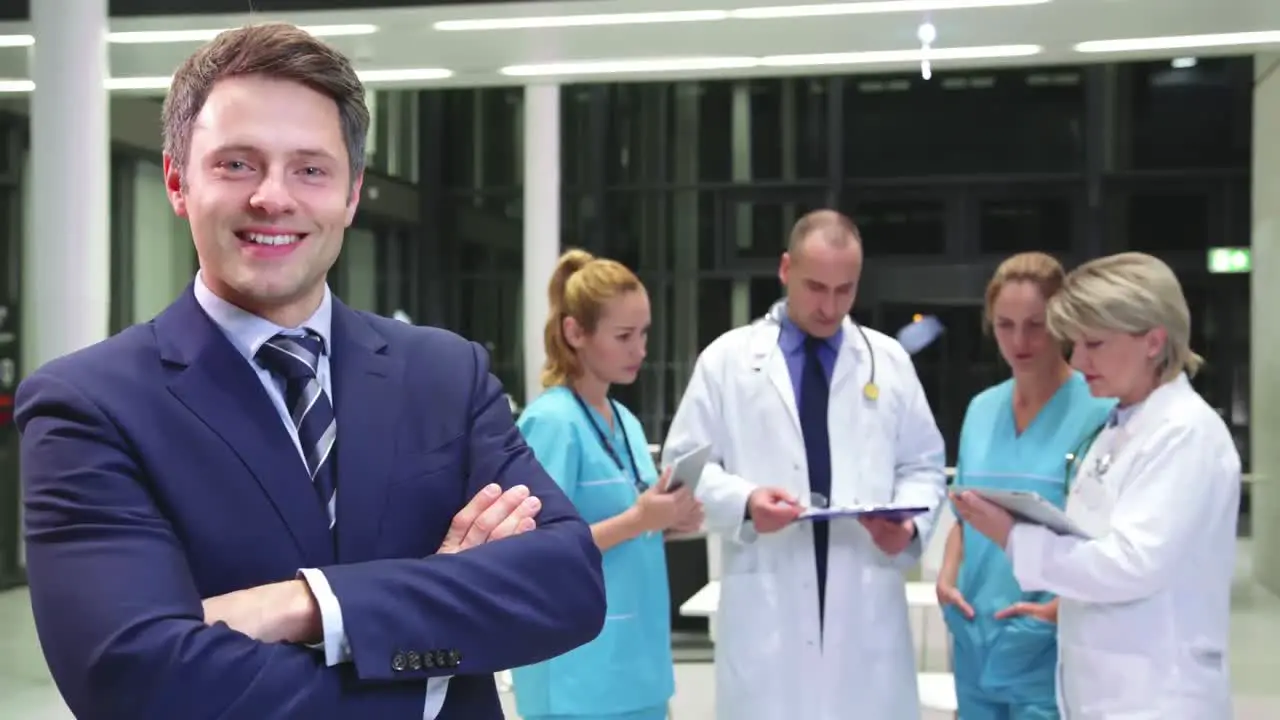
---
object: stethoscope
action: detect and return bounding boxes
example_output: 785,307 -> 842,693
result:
754,299 -> 880,402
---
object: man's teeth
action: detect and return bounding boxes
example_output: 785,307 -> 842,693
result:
245,233 -> 301,246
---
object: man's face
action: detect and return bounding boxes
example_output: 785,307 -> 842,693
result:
779,237 -> 863,338
164,74 -> 362,322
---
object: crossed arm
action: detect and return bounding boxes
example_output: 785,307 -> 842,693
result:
17,366 -> 606,720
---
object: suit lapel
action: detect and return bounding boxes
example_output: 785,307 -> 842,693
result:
156,288 -> 334,567
329,301 -> 403,562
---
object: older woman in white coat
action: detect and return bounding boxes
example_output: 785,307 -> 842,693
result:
953,251 -> 1239,720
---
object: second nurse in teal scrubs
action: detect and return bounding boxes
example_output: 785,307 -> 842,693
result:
938,252 -> 1115,720
512,249 -> 703,720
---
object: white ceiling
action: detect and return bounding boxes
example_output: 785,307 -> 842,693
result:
1,0 -> 1279,92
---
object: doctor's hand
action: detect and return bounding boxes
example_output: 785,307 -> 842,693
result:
951,491 -> 1015,549
437,483 -> 540,555
860,517 -> 917,556
995,599 -> 1059,624
635,469 -> 700,532
746,487 -> 803,533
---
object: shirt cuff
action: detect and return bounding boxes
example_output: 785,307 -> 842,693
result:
297,568 -> 352,666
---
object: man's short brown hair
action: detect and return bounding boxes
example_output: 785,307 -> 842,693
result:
161,22 -> 370,182
787,209 -> 861,254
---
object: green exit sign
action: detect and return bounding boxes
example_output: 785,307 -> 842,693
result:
1207,247 -> 1251,274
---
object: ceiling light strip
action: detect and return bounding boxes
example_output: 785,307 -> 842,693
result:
0,67 -> 453,94
0,24 -> 377,49
1073,31 -> 1280,53
500,45 -> 1042,77
435,0 -> 1051,31
436,11 -> 728,31
731,0 -> 1052,20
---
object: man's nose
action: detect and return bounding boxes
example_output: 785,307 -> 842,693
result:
249,172 -> 297,215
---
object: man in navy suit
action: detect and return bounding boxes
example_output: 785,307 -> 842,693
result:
16,23 -> 605,720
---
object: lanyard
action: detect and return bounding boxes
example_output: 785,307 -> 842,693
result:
571,392 -> 646,492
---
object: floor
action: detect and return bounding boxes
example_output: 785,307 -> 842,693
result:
2,541 -> 1278,718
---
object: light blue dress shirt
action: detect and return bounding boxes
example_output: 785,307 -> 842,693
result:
193,272 -> 449,719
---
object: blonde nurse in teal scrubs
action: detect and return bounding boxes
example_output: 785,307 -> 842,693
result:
938,252 -> 1114,720
512,249 -> 703,720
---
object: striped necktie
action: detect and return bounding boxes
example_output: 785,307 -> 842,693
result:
256,331 -> 337,529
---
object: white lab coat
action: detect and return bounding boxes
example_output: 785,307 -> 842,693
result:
1007,373 -> 1239,720
662,316 -> 947,720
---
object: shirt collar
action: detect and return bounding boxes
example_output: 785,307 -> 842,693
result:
193,270 -> 333,362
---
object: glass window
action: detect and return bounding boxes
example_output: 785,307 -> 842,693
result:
1125,57 -> 1252,170
602,190 -> 717,273
978,193 -> 1075,254
842,67 -> 1085,177
437,88 -> 523,191
1126,191 -> 1212,253
846,195 -> 948,256
722,190 -> 829,261
604,81 -> 732,187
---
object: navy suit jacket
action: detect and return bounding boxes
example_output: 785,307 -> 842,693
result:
16,287 -> 606,720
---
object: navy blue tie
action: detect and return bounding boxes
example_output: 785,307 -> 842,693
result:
799,335 -> 831,630
256,332 -> 338,530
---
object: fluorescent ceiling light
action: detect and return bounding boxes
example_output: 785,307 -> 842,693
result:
107,76 -> 173,90
501,57 -> 760,77
437,10 -> 728,31
436,0 -> 1050,31
0,67 -> 452,94
1074,31 -> 1280,53
108,24 -> 379,44
0,79 -> 34,93
502,44 -> 1037,77
0,35 -> 33,47
731,0 -> 1051,20
358,68 -> 453,81
762,44 -> 1042,66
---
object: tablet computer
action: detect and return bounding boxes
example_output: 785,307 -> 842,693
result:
664,443 -> 713,494
966,488 -> 1096,539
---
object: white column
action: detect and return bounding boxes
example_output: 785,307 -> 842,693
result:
521,84 -> 561,407
1250,53 -> 1280,596
24,0 -> 111,374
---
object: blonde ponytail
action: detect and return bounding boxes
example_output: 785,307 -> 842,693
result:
539,248 -> 643,388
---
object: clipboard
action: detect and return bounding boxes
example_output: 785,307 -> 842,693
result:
664,443 -> 712,494
798,504 -> 931,523
966,488 -> 1096,539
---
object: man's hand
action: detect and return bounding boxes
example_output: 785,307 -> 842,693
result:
995,599 -> 1058,624
437,483 -> 541,555
202,579 -> 321,645
860,517 -> 916,556
747,487 -> 803,533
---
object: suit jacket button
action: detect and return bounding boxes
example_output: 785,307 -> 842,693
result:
448,650 -> 462,667
422,651 -> 435,669
391,651 -> 408,672
433,650 -> 449,668
407,651 -> 422,670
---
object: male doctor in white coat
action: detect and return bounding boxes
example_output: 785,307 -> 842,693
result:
663,209 -> 948,720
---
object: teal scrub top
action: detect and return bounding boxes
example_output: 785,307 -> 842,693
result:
511,386 -> 675,719
945,373 -> 1114,703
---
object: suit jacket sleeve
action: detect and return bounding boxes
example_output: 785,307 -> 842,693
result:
318,342 -> 607,682
16,370 -> 425,720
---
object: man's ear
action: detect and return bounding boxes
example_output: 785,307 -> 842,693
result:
344,171 -> 365,226
162,154 -> 188,218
